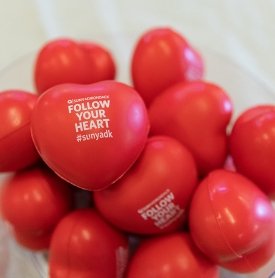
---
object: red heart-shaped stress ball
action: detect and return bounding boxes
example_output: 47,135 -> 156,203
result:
49,209 -> 129,278
31,81 -> 149,191
94,136 -> 198,234
0,90 -> 40,172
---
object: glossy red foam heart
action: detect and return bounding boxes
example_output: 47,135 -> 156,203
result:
126,233 -> 219,278
49,209 -> 129,278
31,81 -> 149,191
189,169 -> 275,272
149,81 -> 232,176
94,136 -> 198,234
0,90 -> 40,172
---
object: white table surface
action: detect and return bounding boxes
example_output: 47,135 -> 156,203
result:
0,1 -> 275,278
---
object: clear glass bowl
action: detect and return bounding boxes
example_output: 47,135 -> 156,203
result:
0,39 -> 274,278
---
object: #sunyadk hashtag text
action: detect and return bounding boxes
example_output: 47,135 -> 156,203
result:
76,129 -> 113,142
76,135 -> 82,142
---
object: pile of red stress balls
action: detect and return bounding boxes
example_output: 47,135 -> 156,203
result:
0,27 -> 274,278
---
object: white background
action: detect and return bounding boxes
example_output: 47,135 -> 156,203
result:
0,0 -> 274,92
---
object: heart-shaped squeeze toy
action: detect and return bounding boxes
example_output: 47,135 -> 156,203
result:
149,81 -> 232,176
94,136 -> 198,234
49,209 -> 129,278
31,81 -> 149,191
0,90 -> 39,172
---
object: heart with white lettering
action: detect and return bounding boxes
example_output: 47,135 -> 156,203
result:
31,81 -> 149,191
94,136 -> 198,234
